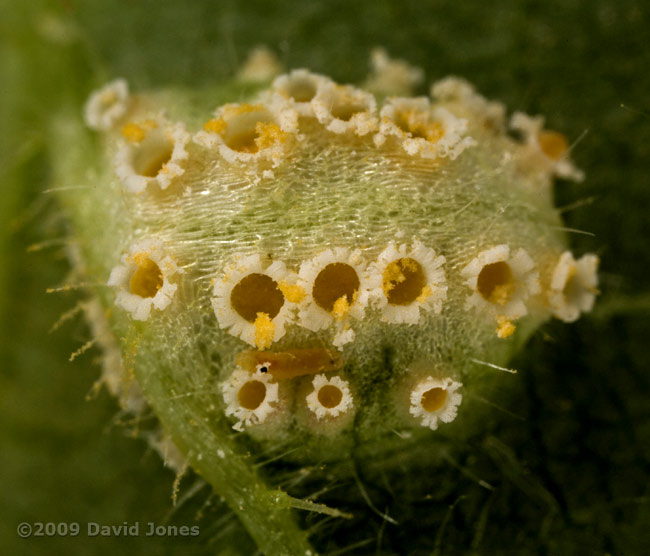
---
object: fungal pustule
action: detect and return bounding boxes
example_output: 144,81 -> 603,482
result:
236,46 -> 284,83
374,96 -> 474,160
220,105 -> 279,153
84,78 -> 131,131
269,69 -> 332,117
509,111 -> 584,182
311,81 -> 378,135
114,119 -> 190,193
462,244 -> 540,337
221,368 -> 280,431
195,103 -> 297,168
305,374 -> 354,420
409,376 -> 463,431
368,240 -> 447,325
430,75 -> 506,130
212,254 -> 297,349
548,251 -> 600,322
364,48 -> 424,97
297,248 -> 370,346
236,348 -> 344,380
107,238 -> 181,321
537,130 -> 570,161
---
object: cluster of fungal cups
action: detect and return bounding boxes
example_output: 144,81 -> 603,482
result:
88,65 -> 599,440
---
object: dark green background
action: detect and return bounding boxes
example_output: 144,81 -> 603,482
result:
1,1 -> 649,554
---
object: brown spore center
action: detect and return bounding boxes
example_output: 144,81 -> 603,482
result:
312,263 -> 360,313
129,258 -> 163,298
421,387 -> 447,412
383,257 -> 426,305
476,261 -> 514,304
318,384 -> 343,409
537,130 -> 569,160
230,273 -> 284,322
238,380 -> 266,410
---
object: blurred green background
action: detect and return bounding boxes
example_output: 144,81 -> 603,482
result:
1,0 -> 649,554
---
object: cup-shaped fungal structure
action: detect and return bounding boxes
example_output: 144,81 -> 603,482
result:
84,78 -> 130,131
212,254 -> 297,349
269,69 -> 332,117
297,248 -> 370,346
222,368 -> 279,431
368,241 -> 447,325
510,111 -> 584,182
306,374 -> 354,420
365,47 -> 424,97
107,239 -> 181,321
77,62 -> 598,461
236,46 -> 284,83
430,76 -> 506,131
312,82 -> 378,136
195,102 -> 297,167
114,120 -> 190,193
548,251 -> 599,322
375,97 -> 475,160
462,245 -> 540,337
409,376 -> 463,431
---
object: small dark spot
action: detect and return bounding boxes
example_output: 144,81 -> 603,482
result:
260,366 -> 268,373
506,127 -> 526,144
